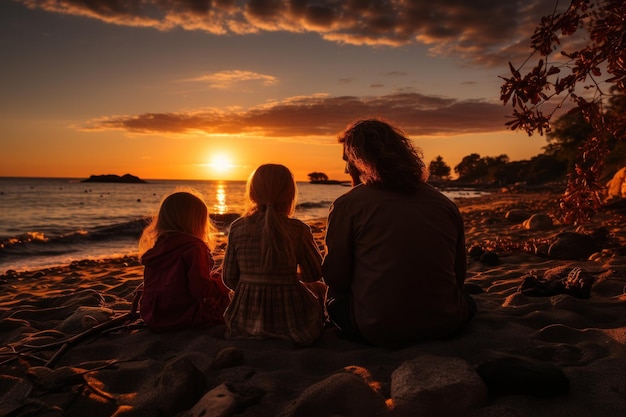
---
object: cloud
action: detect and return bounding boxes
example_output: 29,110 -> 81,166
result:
17,0 -> 566,66
182,70 -> 278,89
81,92 -> 512,139
382,72 -> 408,77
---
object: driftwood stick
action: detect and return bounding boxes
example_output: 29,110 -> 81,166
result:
44,313 -> 131,368
0,351 -> 48,366
19,288 -> 143,355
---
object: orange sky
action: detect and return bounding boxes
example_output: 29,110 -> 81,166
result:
0,0 -> 565,182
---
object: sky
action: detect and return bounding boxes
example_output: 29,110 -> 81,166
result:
0,0 -> 567,182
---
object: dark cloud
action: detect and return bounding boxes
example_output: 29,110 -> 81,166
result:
17,0 -> 564,65
82,92 -> 511,138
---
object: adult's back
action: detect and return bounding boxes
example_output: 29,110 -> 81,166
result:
323,183 -> 470,346
322,117 -> 474,347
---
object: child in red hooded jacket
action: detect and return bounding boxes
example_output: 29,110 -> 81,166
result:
138,190 -> 230,332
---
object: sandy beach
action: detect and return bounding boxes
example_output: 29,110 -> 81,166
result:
1,189 -> 625,417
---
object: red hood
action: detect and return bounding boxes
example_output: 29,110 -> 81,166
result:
141,232 -> 208,269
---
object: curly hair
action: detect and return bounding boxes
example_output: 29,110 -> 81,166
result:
339,118 -> 428,191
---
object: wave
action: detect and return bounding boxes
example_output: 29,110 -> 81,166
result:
0,213 -> 247,261
0,219 -> 149,259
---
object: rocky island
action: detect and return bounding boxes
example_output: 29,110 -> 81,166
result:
81,174 -> 147,184
307,171 -> 350,185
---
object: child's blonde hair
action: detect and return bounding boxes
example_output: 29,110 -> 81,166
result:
244,164 -> 297,269
139,189 -> 214,256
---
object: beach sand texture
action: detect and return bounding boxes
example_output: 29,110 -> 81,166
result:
1,190 -> 626,417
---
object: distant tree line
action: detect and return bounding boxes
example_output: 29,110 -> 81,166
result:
428,153 -> 567,187
429,85 -> 625,189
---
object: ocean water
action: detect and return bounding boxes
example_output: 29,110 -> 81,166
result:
0,177 -> 485,273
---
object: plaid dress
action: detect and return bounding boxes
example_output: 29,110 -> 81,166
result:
222,215 -> 325,346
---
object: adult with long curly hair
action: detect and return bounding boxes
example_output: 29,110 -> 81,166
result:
323,118 -> 476,347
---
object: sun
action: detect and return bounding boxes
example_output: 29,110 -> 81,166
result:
204,153 -> 237,179
209,154 -> 233,172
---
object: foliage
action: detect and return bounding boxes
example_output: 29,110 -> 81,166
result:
307,172 -> 329,182
500,0 -> 626,224
472,237 -> 555,257
454,153 -> 484,180
428,155 -> 451,180
546,86 -> 626,175
544,110 -> 594,171
494,154 -> 567,185
525,154 -> 568,184
454,153 -> 509,183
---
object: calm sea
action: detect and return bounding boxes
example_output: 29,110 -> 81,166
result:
0,177 -> 485,273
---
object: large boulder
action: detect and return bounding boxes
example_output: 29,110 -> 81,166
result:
605,166 -> 626,200
391,355 -> 487,417
283,371 -> 389,417
522,213 -> 553,230
547,232 -> 600,260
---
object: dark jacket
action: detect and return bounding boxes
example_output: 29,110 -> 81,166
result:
323,183 -> 470,346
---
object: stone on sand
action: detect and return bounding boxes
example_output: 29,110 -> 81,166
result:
283,370 -> 389,417
390,355 -> 487,417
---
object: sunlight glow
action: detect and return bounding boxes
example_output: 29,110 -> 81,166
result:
206,153 -> 235,173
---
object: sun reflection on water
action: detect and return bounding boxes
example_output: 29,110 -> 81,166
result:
213,182 -> 228,214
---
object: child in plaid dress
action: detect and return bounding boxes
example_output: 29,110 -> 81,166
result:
138,190 -> 231,332
222,164 -> 326,347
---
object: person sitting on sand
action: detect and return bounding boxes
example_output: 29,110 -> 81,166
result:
138,190 -> 230,332
323,118 -> 476,347
222,164 -> 326,347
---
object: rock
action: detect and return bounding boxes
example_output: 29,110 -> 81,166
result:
518,274 -> 561,297
517,267 -> 594,299
605,166 -> 626,200
479,251 -> 500,266
468,244 -> 485,260
212,347 -> 245,369
467,405 -> 528,417
391,355 -> 487,417
505,209 -> 531,223
522,213 -> 553,230
183,382 -> 264,417
562,267 -> 594,299
548,232 -> 600,260
476,355 -> 569,398
183,383 -> 238,417
283,371 -> 389,417
157,356 -> 206,416
542,265 -> 571,281
26,366 -> 87,390
57,306 -> 114,333
591,227 -> 611,242
81,174 -> 147,183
